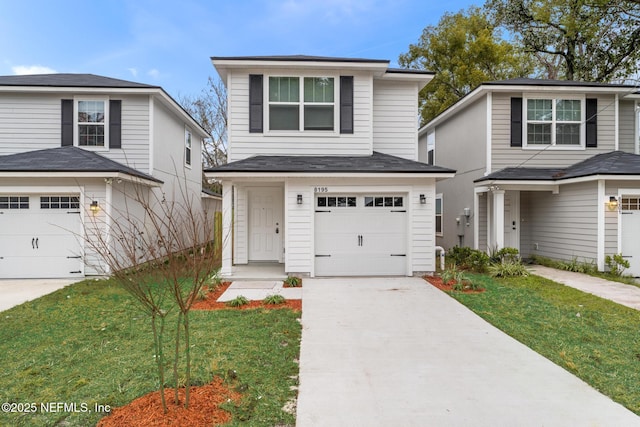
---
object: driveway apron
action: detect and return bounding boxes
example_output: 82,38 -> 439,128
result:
0,279 -> 79,312
296,277 -> 640,427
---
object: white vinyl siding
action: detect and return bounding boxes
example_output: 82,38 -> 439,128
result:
372,80 -> 419,160
0,93 -> 60,155
226,70 -> 373,161
519,182 -> 598,262
492,93 -> 616,171
285,182 -> 313,274
619,100 -> 636,153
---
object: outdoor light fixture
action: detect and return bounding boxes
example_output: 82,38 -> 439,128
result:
419,194 -> 426,204
90,200 -> 99,214
297,194 -> 303,205
608,196 -> 619,211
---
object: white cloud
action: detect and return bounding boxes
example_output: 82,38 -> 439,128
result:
12,65 -> 57,75
128,67 -> 138,77
147,69 -> 160,79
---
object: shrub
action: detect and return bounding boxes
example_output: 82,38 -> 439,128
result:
210,269 -> 223,288
605,253 -> 630,277
226,295 -> 250,307
283,276 -> 302,287
447,246 -> 490,272
488,260 -> 530,277
263,294 -> 286,305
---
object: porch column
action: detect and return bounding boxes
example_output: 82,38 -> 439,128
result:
221,180 -> 233,276
492,189 -> 505,250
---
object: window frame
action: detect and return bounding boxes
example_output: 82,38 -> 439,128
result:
523,94 -> 585,150
184,128 -> 192,167
265,74 -> 339,135
435,193 -> 443,237
74,97 -> 109,150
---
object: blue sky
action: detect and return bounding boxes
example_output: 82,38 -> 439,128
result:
0,0 -> 476,98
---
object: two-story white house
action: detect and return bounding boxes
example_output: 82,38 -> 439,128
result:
420,78 -> 640,276
0,74 -> 209,279
206,55 -> 455,277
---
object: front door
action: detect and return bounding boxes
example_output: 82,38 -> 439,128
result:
248,187 -> 283,262
503,191 -> 520,251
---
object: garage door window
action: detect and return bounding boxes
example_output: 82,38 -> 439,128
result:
40,196 -> 80,209
317,196 -> 357,208
364,196 -> 403,208
622,197 -> 640,210
0,196 -> 29,209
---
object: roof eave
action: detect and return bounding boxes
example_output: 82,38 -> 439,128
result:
0,171 -> 163,187
205,171 -> 456,179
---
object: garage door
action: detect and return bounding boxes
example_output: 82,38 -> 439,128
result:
0,195 -> 84,279
621,196 -> 640,277
315,194 -> 407,276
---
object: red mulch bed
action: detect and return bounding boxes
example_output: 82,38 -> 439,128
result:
423,275 -> 485,294
97,377 -> 241,427
192,282 -> 302,311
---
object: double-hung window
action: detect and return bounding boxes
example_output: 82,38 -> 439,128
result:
268,76 -> 335,131
435,194 -> 443,236
185,129 -> 192,166
77,100 -> 106,147
525,97 -> 583,148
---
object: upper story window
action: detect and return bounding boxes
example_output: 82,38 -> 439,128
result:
77,100 -> 106,147
268,76 -> 335,132
525,97 -> 584,148
185,128 -> 192,166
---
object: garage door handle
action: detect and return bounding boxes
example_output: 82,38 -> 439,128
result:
32,238 -> 35,249
315,254 -> 331,257
35,238 -> 39,249
391,254 -> 406,257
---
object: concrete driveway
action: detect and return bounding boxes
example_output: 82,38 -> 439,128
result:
296,277 -> 640,426
0,279 -> 80,312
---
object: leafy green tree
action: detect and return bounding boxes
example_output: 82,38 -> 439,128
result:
400,7 -> 533,124
488,0 -> 640,81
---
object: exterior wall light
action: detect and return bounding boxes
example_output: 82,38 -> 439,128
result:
90,200 -> 99,214
608,196 -> 619,211
297,194 -> 303,205
419,194 -> 426,204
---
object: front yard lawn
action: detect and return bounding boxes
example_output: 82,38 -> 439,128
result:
448,273 -> 640,415
0,278 -> 301,426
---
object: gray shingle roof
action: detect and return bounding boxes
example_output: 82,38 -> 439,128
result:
211,55 -> 390,64
0,146 -> 162,183
0,73 -> 159,88
206,151 -> 455,174
476,151 -> 640,183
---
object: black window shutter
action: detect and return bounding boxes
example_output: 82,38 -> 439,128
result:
586,98 -> 597,148
510,97 -> 522,147
340,76 -> 354,134
249,74 -> 263,133
61,99 -> 73,146
109,100 -> 122,149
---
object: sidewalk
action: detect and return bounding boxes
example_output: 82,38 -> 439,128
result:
529,265 -> 640,311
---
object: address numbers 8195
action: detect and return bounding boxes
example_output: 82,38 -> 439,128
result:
314,187 -> 329,193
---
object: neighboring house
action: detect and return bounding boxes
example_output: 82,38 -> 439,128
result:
0,74 -> 209,279
420,78 -> 640,276
205,55 -> 454,277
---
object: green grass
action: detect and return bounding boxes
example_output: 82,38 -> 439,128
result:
449,273 -> 640,415
0,278 -> 301,426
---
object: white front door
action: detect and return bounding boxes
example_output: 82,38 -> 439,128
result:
248,187 -> 283,262
0,194 -> 84,278
621,196 -> 640,277
315,194 -> 407,276
504,191 -> 520,251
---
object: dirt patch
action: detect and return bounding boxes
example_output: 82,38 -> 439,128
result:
97,377 -> 241,427
423,275 -> 485,294
192,282 -> 302,311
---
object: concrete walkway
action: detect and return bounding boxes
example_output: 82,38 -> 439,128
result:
0,279 -> 79,312
296,277 -> 640,427
216,280 -> 302,302
529,265 -> 640,311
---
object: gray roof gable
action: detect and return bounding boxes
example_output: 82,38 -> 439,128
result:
0,146 -> 162,183
476,151 -> 640,182
0,73 -> 159,89
207,151 -> 455,174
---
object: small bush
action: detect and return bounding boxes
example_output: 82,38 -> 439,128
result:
447,246 -> 490,272
605,253 -> 630,277
210,269 -> 223,289
263,294 -> 286,305
441,266 -> 480,291
283,276 -> 302,287
488,260 -> 530,277
196,287 -> 209,301
226,295 -> 250,307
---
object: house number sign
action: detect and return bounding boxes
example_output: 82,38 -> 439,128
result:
314,187 -> 329,193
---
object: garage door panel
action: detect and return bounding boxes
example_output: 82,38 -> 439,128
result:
621,209 -> 640,277
314,194 -> 407,276
0,256 -> 83,279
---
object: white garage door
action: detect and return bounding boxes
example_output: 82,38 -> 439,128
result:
0,195 -> 84,279
621,196 -> 640,277
315,194 -> 407,276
